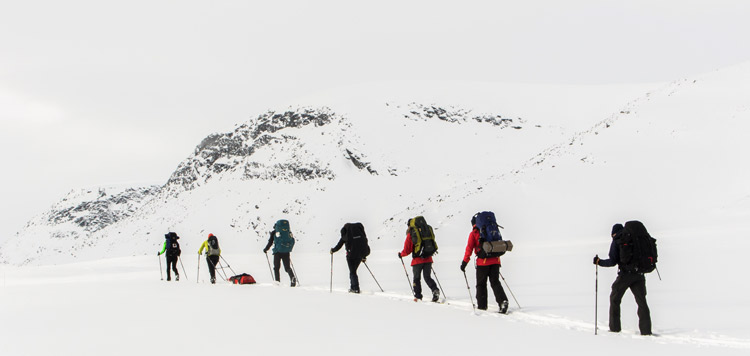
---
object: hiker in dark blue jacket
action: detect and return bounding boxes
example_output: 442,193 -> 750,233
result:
594,223 -> 652,335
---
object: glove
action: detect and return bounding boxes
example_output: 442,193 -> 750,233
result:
157,252 -> 161,256
397,252 -> 402,259
361,258 -> 367,263
330,249 -> 334,254
593,256 -> 600,265
263,248 -> 269,253
460,260 -> 468,272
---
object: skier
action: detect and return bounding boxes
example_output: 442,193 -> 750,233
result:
331,223 -> 371,293
461,214 -> 509,313
263,219 -> 297,287
398,218 -> 440,302
594,222 -> 653,335
158,232 -> 181,281
198,233 -> 221,284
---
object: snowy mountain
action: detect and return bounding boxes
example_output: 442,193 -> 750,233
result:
0,185 -> 159,265
0,87 -> 574,265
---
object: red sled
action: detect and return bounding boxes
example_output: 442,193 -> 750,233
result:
228,273 -> 256,285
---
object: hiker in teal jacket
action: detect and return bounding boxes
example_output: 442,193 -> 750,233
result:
263,219 -> 297,286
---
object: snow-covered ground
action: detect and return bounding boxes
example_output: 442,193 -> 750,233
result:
2,238 -> 748,356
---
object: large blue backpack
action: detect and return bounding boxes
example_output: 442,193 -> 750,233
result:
272,219 -> 295,254
474,212 -> 513,258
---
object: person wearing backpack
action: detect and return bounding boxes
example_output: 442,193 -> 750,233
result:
198,233 -> 221,284
331,222 -> 371,293
397,217 -> 440,302
263,219 -> 297,287
461,213 -> 509,313
157,232 -> 181,281
594,221 -> 654,335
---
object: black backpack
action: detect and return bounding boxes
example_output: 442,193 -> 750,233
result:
616,221 -> 657,273
409,216 -> 437,258
165,232 -> 181,258
341,223 -> 370,259
207,235 -> 220,256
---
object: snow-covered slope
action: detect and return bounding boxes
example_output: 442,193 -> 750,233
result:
0,185 -> 159,265
2,82 -> 647,265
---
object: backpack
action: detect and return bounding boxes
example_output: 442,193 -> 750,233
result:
616,220 -> 658,274
409,216 -> 437,258
228,273 -> 256,285
341,223 -> 371,259
272,219 -> 295,254
474,212 -> 513,258
207,235 -> 220,256
165,232 -> 181,258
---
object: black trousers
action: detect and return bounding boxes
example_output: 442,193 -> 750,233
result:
273,253 -> 295,282
412,263 -> 438,299
609,272 -> 652,334
475,264 -> 507,310
346,256 -> 362,291
166,255 -> 179,279
206,255 -> 220,280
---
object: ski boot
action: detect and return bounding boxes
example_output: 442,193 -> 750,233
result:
432,289 -> 440,303
500,300 -> 509,314
175,274 -> 180,282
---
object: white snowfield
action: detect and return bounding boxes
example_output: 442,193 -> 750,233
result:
2,62 -> 750,354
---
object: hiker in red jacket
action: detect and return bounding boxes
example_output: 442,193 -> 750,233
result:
461,215 -> 509,313
398,225 -> 440,302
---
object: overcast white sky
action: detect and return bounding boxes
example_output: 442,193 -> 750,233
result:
1,0 -> 749,240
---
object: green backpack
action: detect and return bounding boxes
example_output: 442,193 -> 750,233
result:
409,216 -> 437,258
272,219 -> 295,254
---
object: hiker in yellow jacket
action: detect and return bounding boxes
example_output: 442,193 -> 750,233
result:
198,233 -> 221,284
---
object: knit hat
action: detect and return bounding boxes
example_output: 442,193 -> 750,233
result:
611,224 -> 624,235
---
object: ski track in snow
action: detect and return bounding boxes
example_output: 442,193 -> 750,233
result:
299,284 -> 750,350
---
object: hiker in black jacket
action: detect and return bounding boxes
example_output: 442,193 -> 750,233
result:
594,223 -> 652,335
331,223 -> 370,293
158,232 -> 181,281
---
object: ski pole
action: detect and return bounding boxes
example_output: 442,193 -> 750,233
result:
158,254 -> 163,281
595,256 -> 599,335
290,257 -> 299,286
655,265 -> 662,281
432,267 -> 447,300
178,256 -> 188,281
363,261 -> 384,292
399,255 -> 415,296
498,270 -> 520,309
330,253 -> 334,293
197,254 -> 201,284
220,255 -> 237,275
264,252 -> 274,281
462,270 -> 476,313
